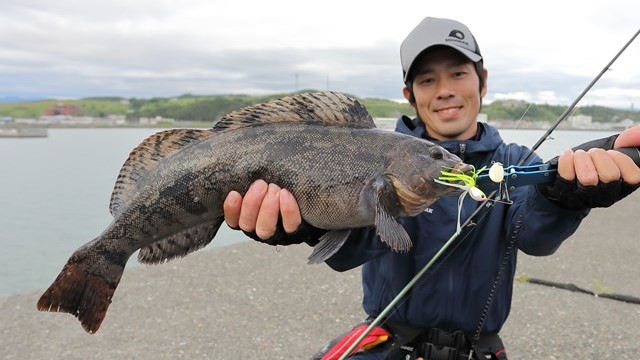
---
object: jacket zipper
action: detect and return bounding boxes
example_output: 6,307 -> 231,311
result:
458,143 -> 467,161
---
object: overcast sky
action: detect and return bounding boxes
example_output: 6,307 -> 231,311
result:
1,0 -> 639,109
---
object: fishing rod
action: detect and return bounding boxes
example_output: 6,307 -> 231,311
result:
337,27 -> 640,360
521,27 -> 640,165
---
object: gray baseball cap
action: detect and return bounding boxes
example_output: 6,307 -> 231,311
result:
400,17 -> 482,82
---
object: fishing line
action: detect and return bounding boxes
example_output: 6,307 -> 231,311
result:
506,103 -> 534,145
337,27 -> 640,360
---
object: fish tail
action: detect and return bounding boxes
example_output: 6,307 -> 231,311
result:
37,241 -> 128,334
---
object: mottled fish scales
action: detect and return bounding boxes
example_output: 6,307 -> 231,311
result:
37,91 -> 472,334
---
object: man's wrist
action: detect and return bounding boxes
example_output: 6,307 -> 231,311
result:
242,219 -> 326,246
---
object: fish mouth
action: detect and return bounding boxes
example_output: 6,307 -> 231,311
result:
389,163 -> 477,216
452,162 -> 474,176
435,162 -> 477,189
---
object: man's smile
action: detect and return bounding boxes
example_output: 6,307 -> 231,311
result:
434,106 -> 463,118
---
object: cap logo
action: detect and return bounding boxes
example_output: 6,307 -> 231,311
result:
448,30 -> 465,40
446,29 -> 471,49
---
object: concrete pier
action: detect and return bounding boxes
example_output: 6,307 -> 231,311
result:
0,128 -> 48,138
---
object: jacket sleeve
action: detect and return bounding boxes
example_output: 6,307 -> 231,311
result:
510,185 -> 589,256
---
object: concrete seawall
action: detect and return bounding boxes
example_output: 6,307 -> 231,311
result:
0,128 -> 48,138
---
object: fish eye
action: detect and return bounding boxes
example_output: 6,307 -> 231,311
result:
430,147 -> 444,160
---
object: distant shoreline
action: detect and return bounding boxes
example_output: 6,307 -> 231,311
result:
0,122 -> 213,129
0,120 -> 630,132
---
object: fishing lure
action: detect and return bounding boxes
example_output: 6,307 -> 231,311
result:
434,165 -> 489,232
435,165 -> 487,201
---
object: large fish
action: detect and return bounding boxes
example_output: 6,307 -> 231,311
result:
37,91 -> 472,333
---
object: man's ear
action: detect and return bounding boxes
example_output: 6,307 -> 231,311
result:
480,68 -> 488,98
402,86 -> 417,110
402,86 -> 411,102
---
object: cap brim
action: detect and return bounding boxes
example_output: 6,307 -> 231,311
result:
403,44 -> 482,82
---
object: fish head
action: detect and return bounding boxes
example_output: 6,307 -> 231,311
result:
386,140 -> 474,216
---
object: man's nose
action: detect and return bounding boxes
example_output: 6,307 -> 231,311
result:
435,78 -> 455,99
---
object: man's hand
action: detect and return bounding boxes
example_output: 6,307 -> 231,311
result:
223,179 -> 303,241
557,126 -> 640,186
545,125 -> 640,209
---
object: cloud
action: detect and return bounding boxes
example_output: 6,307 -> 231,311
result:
0,0 -> 638,109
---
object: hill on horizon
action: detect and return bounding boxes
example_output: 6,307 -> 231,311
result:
0,91 -> 638,123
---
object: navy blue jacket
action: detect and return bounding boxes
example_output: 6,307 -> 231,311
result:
326,117 -> 589,334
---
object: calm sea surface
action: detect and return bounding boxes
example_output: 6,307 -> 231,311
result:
0,127 -> 619,296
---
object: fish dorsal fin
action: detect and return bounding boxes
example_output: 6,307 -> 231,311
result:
109,128 -> 215,216
212,91 -> 376,131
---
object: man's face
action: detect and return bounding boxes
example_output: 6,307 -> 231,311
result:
403,47 -> 487,141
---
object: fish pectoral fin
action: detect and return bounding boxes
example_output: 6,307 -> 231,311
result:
371,176 -> 412,252
374,204 -> 412,253
138,218 -> 223,264
307,229 -> 351,264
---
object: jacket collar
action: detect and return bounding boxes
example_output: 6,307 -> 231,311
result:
394,115 -> 503,157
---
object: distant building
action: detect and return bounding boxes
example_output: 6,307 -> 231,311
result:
568,114 -> 592,128
139,116 -> 175,125
613,118 -> 636,130
43,102 -> 80,116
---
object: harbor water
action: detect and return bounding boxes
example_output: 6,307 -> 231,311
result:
0,126 -> 619,296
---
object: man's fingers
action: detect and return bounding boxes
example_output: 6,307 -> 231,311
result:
557,148 -> 576,181
608,150 -> 640,185
225,180 -> 302,240
613,125 -> 640,149
572,149 -> 599,186
238,180 -> 268,232
588,148 -> 620,184
255,183 -> 281,239
280,189 -> 302,233
223,191 -> 243,229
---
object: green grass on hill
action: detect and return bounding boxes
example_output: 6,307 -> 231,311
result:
0,92 -> 637,123
359,98 -> 412,118
0,99 -> 129,118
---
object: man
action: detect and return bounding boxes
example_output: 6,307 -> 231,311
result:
224,17 -> 640,359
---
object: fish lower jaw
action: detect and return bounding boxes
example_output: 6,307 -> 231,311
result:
389,178 -> 437,216
397,198 -> 435,217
